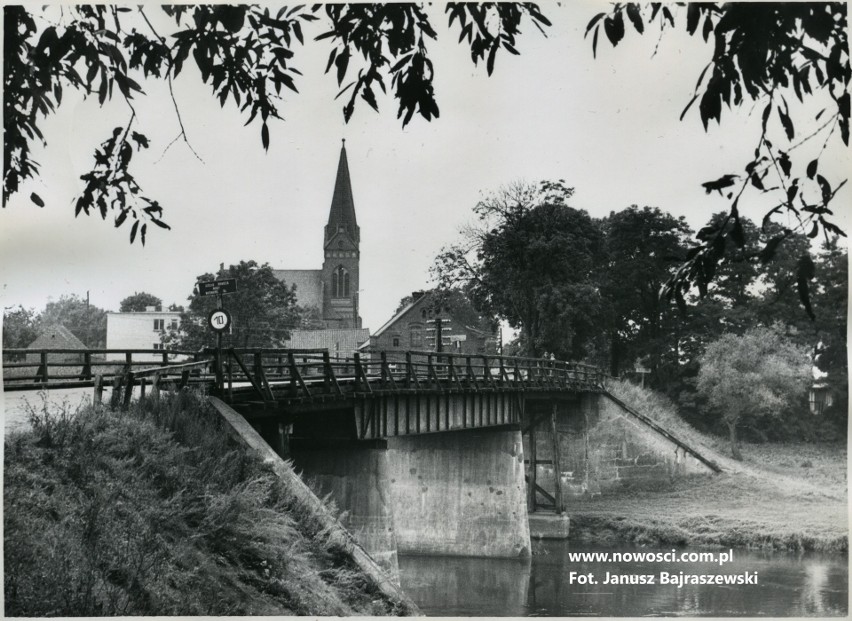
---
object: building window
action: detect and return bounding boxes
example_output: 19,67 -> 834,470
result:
392,336 -> 400,347
154,319 -> 164,331
153,343 -> 164,351
409,324 -> 424,348
332,265 -> 350,298
170,319 -> 179,330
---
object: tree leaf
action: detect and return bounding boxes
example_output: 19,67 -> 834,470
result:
30,192 -> 44,207
626,4 -> 644,34
603,12 -> 624,47
806,159 -> 818,179
778,106 -> 794,140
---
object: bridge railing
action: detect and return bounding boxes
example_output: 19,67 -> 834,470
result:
2,348 -> 205,391
210,347 -> 606,402
4,347 -> 607,401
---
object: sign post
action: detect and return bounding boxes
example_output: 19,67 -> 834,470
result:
199,278 -> 237,393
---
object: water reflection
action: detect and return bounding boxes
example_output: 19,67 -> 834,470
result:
399,541 -> 848,616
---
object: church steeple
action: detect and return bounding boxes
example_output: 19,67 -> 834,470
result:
320,140 -> 362,329
324,139 -> 360,245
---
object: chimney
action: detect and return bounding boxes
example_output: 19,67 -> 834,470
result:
412,290 -> 426,300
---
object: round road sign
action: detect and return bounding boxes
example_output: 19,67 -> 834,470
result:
208,308 -> 231,332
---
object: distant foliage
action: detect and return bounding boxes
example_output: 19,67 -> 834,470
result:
38,294 -> 107,348
119,291 -> 162,312
2,305 -> 39,349
166,260 -> 301,350
588,2 -> 849,316
696,324 -> 811,459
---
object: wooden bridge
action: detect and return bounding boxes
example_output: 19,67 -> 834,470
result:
2,347 -> 605,441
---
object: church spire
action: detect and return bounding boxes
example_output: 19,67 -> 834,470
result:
325,139 -> 359,245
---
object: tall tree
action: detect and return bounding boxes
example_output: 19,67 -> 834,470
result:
38,294 -> 107,348
119,291 -> 162,312
696,324 -> 811,459
166,260 -> 300,350
589,3 -> 849,315
436,182 -> 606,359
601,206 -> 693,380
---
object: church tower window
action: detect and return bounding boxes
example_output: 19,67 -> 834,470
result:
332,265 -> 350,298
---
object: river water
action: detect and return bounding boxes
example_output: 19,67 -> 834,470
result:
398,540 -> 848,616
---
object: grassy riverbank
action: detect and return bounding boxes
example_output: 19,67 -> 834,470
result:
567,381 -> 848,554
4,391 -> 406,616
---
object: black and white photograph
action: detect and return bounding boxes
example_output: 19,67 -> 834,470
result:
1,1 -> 849,617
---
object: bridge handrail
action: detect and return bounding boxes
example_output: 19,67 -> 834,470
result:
2,348 -> 201,356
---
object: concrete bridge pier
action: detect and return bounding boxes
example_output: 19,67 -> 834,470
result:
387,426 -> 531,558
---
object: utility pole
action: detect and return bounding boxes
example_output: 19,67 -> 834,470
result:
85,290 -> 90,348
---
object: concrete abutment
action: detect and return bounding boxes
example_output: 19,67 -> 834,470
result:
387,427 -> 531,558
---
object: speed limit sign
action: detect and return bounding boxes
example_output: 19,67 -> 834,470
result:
208,308 -> 231,332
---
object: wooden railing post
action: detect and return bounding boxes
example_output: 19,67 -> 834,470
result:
35,352 -> 48,383
151,373 -> 161,402
93,374 -> 103,406
405,352 -> 420,389
353,352 -> 372,394
122,371 -> 134,409
380,351 -> 389,388
322,351 -> 342,395
110,375 -> 123,409
80,352 -> 92,381
466,356 -> 480,390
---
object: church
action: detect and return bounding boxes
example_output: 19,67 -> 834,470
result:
273,141 -> 362,329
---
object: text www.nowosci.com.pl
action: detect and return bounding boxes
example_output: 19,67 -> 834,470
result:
567,548 -> 735,566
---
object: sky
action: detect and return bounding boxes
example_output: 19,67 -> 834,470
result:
1,2 -> 849,333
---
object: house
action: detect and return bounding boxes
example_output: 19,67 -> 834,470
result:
105,306 -> 182,361
26,324 -> 87,363
359,290 -> 497,362
284,328 -> 370,360
809,383 -> 835,415
273,141 -> 362,329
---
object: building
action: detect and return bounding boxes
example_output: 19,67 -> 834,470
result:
105,306 -> 182,361
26,324 -> 87,363
359,291 -> 497,361
273,141 -> 362,329
809,383 -> 835,415
284,328 -> 370,360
